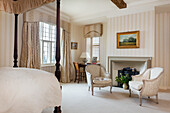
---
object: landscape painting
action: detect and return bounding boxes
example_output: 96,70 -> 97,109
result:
117,31 -> 140,48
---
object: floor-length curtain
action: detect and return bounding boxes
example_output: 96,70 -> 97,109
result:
20,22 -> 40,69
153,12 -> 170,89
60,29 -> 72,83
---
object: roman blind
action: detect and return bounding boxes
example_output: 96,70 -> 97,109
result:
84,23 -> 103,38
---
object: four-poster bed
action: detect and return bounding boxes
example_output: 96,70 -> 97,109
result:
0,0 -> 128,112
0,0 -> 62,112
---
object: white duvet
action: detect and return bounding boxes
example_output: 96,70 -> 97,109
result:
0,67 -> 62,113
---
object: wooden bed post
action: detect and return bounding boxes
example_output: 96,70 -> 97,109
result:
54,0 -> 62,113
55,0 -> 61,82
13,14 -> 18,68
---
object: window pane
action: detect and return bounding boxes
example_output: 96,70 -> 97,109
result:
44,23 -> 50,41
39,22 -> 58,65
51,26 -> 56,41
86,38 -> 91,61
92,37 -> 99,45
40,41 -> 42,64
92,46 -> 99,61
51,42 -> 56,63
43,42 -> 51,64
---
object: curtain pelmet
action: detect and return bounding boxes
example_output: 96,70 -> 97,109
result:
84,23 -> 103,38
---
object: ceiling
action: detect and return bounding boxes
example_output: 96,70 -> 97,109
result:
44,0 -> 170,24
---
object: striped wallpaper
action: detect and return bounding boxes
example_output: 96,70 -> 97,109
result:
0,11 -> 23,67
153,12 -> 170,89
105,10 -> 170,89
106,11 -> 155,57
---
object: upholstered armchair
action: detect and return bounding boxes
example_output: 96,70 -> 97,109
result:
129,67 -> 164,106
85,65 -> 112,95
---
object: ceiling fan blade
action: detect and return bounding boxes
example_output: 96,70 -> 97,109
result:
111,0 -> 127,9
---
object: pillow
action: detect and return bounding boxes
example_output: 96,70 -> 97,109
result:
142,69 -> 151,80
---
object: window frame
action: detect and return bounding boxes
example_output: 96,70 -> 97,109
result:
39,22 -> 56,66
86,37 -> 100,62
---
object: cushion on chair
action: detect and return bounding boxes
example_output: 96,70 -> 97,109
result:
142,69 -> 150,80
129,81 -> 143,91
93,77 -> 112,84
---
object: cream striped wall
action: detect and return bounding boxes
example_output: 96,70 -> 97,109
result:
0,11 -> 23,67
153,12 -> 170,89
106,11 -> 155,57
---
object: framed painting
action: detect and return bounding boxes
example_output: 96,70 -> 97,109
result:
117,31 -> 140,48
71,42 -> 78,49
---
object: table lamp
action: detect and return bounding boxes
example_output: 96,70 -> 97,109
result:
80,52 -> 90,63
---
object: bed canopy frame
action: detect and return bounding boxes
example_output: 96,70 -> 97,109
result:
0,0 -> 61,112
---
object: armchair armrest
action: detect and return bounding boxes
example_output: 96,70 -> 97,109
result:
101,66 -> 111,78
132,74 -> 143,81
86,71 -> 93,86
141,77 -> 161,96
104,73 -> 110,78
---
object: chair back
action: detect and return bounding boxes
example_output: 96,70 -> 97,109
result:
73,62 -> 79,71
85,65 -> 101,79
150,67 -> 163,79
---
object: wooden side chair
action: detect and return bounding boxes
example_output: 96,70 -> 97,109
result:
73,62 -> 85,83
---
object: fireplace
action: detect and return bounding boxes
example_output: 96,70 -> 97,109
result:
117,67 -> 139,87
108,56 -> 152,86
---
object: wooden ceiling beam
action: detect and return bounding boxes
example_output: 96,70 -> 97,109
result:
111,0 -> 127,9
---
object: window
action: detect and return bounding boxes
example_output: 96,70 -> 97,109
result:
86,37 -> 100,61
39,22 -> 57,65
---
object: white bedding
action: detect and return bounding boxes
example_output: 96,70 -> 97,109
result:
0,67 -> 62,113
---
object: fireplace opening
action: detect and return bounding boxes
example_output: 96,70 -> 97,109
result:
117,67 -> 140,88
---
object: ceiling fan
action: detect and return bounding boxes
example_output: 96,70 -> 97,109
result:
111,0 -> 127,9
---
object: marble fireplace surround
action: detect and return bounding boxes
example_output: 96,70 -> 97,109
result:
108,56 -> 152,86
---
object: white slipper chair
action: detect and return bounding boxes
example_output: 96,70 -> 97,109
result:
129,67 -> 163,106
85,65 -> 112,95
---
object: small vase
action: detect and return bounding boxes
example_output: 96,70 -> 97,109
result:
123,83 -> 128,90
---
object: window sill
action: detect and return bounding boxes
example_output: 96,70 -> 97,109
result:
41,64 -> 55,68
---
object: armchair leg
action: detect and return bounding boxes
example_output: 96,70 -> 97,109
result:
91,86 -> 94,96
129,89 -> 131,97
110,85 -> 112,93
88,86 -> 90,91
156,94 -> 159,104
139,94 -> 142,106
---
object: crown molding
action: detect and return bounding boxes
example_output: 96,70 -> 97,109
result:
35,0 -> 170,25
71,0 -> 170,24
71,4 -> 154,25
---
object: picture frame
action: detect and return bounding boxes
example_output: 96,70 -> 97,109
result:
92,57 -> 97,64
117,31 -> 140,49
71,42 -> 78,49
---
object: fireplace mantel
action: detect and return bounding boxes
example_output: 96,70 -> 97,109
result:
108,56 -> 152,86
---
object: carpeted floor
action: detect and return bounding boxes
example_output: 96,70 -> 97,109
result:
60,83 -> 170,113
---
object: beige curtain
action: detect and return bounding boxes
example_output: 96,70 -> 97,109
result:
153,12 -> 170,89
20,22 -> 40,69
60,29 -> 72,83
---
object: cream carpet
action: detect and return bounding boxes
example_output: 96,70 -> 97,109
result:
60,83 -> 170,113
